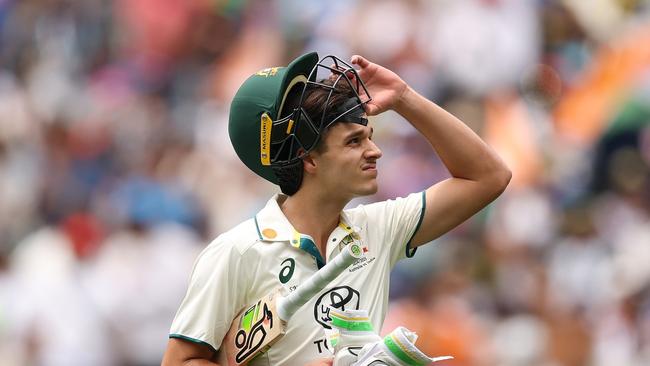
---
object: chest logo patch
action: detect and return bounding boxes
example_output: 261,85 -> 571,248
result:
278,258 -> 295,284
313,286 -> 360,329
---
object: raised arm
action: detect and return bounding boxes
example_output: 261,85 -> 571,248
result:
351,55 -> 511,247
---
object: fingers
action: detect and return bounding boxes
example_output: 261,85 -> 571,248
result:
350,55 -> 374,82
328,63 -> 357,83
351,55 -> 370,68
305,357 -> 333,366
327,67 -> 338,82
363,102 -> 380,116
330,62 -> 353,74
326,55 -> 370,79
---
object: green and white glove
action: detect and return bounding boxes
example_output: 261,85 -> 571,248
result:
327,307 -> 382,366
352,327 -> 453,366
327,306 -> 453,366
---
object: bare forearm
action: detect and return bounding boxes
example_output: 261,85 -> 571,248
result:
394,87 -> 509,182
161,356 -> 220,366
183,360 -> 221,366
161,339 -> 221,366
168,358 -> 331,366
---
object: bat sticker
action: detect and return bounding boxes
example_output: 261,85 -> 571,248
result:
234,302 -> 274,363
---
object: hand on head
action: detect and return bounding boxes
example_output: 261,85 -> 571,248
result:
349,55 -> 408,116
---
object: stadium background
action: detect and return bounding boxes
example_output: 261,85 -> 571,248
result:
1,0 -> 650,365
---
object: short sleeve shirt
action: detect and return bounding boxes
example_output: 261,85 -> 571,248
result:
169,191 -> 425,365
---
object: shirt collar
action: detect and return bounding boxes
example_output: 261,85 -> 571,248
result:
325,220 -> 363,261
254,194 -> 358,243
254,194 -> 294,242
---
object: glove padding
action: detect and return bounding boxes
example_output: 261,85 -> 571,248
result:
327,307 -> 381,366
351,327 -> 453,366
327,306 -> 452,366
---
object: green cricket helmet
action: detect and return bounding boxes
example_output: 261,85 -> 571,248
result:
228,52 -> 371,185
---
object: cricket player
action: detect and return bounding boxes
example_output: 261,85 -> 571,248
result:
162,52 -> 511,365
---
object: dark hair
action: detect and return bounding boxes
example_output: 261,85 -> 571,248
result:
273,79 -> 358,195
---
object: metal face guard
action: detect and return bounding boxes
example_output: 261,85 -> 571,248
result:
268,55 -> 372,167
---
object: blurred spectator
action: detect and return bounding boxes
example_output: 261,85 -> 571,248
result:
9,226 -> 113,365
84,222 -> 201,365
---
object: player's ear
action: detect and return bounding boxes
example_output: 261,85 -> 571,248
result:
302,151 -> 317,175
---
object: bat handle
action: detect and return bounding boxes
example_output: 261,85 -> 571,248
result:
276,242 -> 364,321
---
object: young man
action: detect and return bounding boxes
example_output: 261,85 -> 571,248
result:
162,52 -> 511,365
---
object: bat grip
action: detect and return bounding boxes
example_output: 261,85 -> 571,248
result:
276,243 -> 363,321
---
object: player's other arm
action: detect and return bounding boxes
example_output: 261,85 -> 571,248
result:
162,338 -> 334,366
352,55 -> 512,247
162,338 -> 219,365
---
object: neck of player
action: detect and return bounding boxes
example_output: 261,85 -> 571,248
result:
280,184 -> 349,259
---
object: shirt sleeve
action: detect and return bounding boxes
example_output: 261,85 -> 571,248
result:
360,191 -> 426,268
169,236 -> 249,352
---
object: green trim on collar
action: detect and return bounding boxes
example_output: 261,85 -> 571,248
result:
303,237 -> 326,269
405,191 -> 425,258
253,216 -> 263,240
169,334 -> 217,353
292,230 -> 325,269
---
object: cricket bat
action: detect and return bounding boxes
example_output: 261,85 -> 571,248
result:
224,242 -> 364,365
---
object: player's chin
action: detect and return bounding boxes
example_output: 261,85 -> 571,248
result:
357,180 -> 379,196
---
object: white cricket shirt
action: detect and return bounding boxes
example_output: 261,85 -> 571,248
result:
170,192 -> 425,365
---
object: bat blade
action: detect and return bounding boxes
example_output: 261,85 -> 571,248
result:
224,288 -> 286,365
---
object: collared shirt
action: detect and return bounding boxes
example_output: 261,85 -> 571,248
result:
169,191 -> 425,365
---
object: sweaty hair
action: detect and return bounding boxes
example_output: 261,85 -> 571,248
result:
273,79 -> 359,195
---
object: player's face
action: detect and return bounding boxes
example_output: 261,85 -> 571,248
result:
312,122 -> 382,199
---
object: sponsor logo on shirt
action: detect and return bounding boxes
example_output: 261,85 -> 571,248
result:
313,286 -> 360,329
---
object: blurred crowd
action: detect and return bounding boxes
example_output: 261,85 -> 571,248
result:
1,0 -> 650,365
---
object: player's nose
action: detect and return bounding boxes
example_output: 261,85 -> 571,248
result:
364,140 -> 382,160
